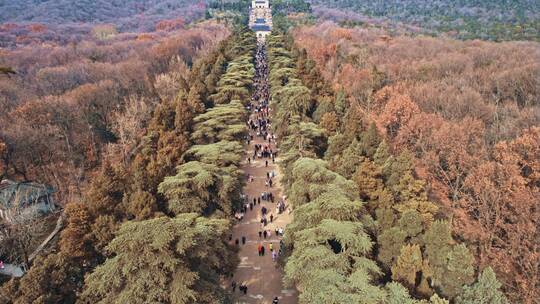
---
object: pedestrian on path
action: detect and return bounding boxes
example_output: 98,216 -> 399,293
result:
259,231 -> 262,238
272,250 -> 277,262
232,281 -> 237,292
273,296 -> 279,304
263,230 -> 267,239
258,243 -> 262,256
239,283 -> 247,295
261,245 -> 265,256
265,160 -> 268,167
269,243 -> 273,252
242,236 -> 246,245
270,214 -> 273,222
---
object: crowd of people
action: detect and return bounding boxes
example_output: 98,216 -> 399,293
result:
229,43 -> 287,303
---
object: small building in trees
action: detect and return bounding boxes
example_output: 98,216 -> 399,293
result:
0,179 -> 56,222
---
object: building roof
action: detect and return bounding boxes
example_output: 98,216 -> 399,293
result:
0,180 -> 54,209
251,25 -> 271,32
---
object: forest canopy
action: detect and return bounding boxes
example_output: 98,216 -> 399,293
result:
309,0 -> 540,41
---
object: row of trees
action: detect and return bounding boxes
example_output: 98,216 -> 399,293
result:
291,22 -> 539,303
0,21 -> 229,280
0,27 -> 257,304
0,21 -> 230,203
267,32 -> 507,303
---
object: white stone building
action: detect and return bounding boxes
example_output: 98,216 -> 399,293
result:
249,0 -> 272,42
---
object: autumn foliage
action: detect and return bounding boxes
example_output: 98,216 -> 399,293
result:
292,22 -> 539,303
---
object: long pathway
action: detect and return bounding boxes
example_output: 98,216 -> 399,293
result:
228,44 -> 297,304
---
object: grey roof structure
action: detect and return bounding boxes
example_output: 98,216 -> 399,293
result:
0,180 -> 54,209
251,25 -> 271,32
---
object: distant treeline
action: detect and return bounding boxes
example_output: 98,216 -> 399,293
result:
309,0 -> 540,41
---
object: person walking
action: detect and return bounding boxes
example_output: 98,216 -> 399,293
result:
258,243 -> 262,256
269,243 -> 273,252
241,236 -> 246,245
270,214 -> 274,223
259,231 -> 262,238
232,281 -> 237,292
261,245 -> 265,256
263,230 -> 267,239
273,296 -> 279,304
272,250 -> 277,262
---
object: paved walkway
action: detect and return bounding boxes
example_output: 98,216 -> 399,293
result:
228,122 -> 297,303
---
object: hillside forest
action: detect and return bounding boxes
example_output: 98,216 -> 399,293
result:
287,22 -> 539,303
0,0 -> 538,304
309,0 -> 540,41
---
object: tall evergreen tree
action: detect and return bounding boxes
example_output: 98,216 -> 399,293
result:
456,267 -> 508,304
80,214 -> 234,304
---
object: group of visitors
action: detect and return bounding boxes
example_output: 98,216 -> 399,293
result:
230,43 -> 283,304
231,281 -> 249,295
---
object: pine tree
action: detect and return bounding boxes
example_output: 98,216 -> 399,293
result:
374,140 -> 392,167
429,294 -> 450,304
392,244 -> 423,289
377,227 -> 407,269
324,133 -> 352,163
285,220 -> 382,304
384,282 -> 421,304
59,203 -> 93,260
123,189 -> 158,220
158,161 -> 240,216
441,244 -> 475,298
80,214 -> 233,304
394,172 -> 439,226
361,122 -> 382,158
456,267 -> 508,304
398,210 -> 424,238
424,221 -> 475,299
385,150 -> 414,189
333,139 -> 365,179
334,87 -> 348,118
353,159 -> 384,202
86,162 -> 127,218
320,111 -> 339,135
